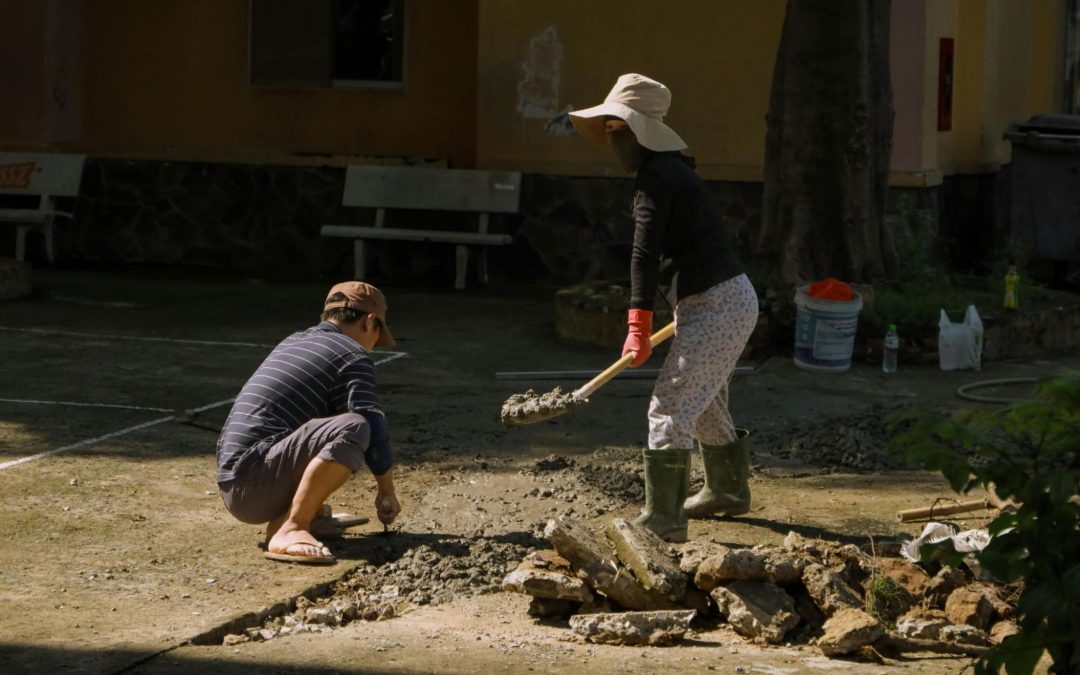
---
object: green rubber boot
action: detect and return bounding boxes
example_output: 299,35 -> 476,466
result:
684,429 -> 752,518
633,448 -> 691,543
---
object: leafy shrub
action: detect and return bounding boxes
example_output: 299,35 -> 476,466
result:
890,377 -> 1080,674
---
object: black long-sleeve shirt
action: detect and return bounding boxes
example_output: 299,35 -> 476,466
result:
630,151 -> 742,310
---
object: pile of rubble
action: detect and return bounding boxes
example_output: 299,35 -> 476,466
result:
502,517 -> 1018,660
221,537 -> 531,644
757,406 -> 918,472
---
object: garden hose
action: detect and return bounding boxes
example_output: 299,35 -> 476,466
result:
956,377 -> 1038,404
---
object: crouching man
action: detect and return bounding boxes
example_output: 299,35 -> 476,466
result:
216,281 -> 400,564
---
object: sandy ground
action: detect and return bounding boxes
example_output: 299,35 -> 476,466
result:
1,269 -> 1076,675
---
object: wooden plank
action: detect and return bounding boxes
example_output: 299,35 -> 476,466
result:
0,153 -> 86,196
342,166 -> 521,213
321,225 -> 511,245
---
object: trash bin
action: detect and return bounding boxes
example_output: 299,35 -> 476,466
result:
1003,114 -> 1080,262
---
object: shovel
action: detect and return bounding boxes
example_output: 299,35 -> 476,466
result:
500,321 -> 676,427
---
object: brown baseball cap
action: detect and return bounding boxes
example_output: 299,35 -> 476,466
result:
324,281 -> 395,348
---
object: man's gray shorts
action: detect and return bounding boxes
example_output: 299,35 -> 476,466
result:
220,412 -> 371,524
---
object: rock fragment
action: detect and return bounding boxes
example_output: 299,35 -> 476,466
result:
989,620 -> 1020,645
605,518 -> 687,599
711,580 -> 800,644
940,624 -> 991,646
874,557 -> 931,599
895,608 -> 949,640
676,540 -> 728,577
568,610 -> 696,646
801,563 -> 863,616
502,566 -> 594,602
945,586 -> 995,629
926,566 -> 967,606
544,517 -> 675,610
817,608 -> 884,657
693,545 -> 802,590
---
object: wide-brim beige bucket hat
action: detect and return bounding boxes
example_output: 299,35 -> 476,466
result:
569,73 -> 687,152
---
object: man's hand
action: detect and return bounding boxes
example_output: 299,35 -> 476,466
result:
376,492 -> 400,526
374,468 -> 400,526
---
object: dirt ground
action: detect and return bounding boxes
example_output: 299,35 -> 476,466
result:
1,268 -> 1077,675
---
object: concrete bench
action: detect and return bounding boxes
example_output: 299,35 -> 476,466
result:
0,153 -> 86,263
321,165 -> 520,289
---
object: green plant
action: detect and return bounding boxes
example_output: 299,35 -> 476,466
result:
864,570 -> 903,627
890,377 -> 1080,674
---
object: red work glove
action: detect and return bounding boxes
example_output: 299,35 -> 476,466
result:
622,308 -> 653,367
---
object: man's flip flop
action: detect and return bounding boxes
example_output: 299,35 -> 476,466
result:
264,541 -> 336,565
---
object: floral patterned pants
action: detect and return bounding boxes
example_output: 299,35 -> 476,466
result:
648,273 -> 758,449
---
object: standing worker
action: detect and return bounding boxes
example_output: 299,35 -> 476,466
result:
569,74 -> 759,542
216,281 -> 401,564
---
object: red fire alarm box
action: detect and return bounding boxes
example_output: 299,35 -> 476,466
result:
938,38 -> 954,132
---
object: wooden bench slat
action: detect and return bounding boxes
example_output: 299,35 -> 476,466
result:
321,225 -> 511,246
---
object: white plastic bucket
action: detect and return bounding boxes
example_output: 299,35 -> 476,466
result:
793,285 -> 863,372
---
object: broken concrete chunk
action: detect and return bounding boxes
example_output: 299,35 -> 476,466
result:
605,518 -> 687,599
874,557 -> 931,599
782,531 -> 820,555
895,610 -> 949,640
544,517 -> 675,611
676,540 -> 729,576
711,580 -> 800,644
694,545 -> 803,590
940,623 -> 991,646
926,566 -> 968,606
502,566 -> 594,602
525,549 -> 574,573
989,620 -> 1020,645
568,610 -> 696,646
527,597 -> 580,619
817,608 -> 884,657
801,563 -> 863,617
303,607 -> 339,625
945,586 -> 995,630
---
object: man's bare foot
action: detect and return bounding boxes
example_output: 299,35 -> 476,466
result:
264,513 -> 288,545
265,527 -> 334,564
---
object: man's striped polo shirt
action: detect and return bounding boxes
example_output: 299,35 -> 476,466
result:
215,321 -> 391,483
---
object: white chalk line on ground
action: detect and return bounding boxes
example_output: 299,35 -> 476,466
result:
0,350 -> 409,471
0,326 -> 277,348
0,415 -> 177,471
0,326 -> 412,360
0,398 -> 175,412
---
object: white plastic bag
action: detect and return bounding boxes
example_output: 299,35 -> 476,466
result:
938,305 -> 984,371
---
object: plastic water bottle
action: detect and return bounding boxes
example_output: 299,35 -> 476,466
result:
1004,264 -> 1020,309
882,324 -> 899,373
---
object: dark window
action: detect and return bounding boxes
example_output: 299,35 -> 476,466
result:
250,0 -> 405,88
333,0 -> 404,83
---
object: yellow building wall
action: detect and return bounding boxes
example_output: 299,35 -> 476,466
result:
933,0 -> 1063,176
478,0 -> 1065,184
3,0 -> 480,167
476,0 -> 786,181
2,0 -> 1064,179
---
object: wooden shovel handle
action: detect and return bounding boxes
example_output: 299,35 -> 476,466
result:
572,321 -> 676,400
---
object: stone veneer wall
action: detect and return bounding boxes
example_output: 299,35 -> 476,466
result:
515,173 -> 944,289
7,157 -> 953,285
